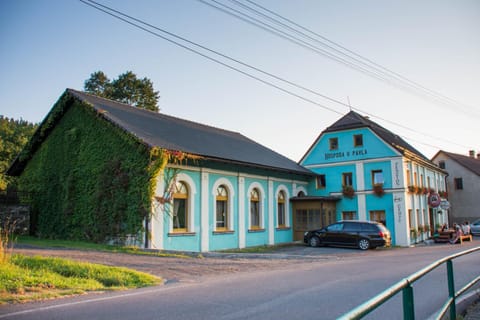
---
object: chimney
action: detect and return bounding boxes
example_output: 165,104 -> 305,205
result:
477,153 -> 480,160
469,150 -> 475,158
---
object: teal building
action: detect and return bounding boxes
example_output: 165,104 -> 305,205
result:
299,111 -> 448,246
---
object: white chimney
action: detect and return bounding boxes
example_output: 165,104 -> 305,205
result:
469,150 -> 475,158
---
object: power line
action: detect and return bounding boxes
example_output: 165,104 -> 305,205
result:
204,0 -> 480,118
79,0 -> 476,153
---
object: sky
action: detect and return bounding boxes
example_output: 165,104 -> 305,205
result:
1,0 -> 479,162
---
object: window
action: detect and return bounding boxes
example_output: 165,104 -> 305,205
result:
406,169 -> 411,186
250,188 -> 261,229
327,223 -> 343,232
427,177 -> 431,189
372,170 -> 384,185
342,172 -> 353,186
414,172 -> 418,186
454,178 -> 463,190
370,210 -> 386,226
215,185 -> 229,230
353,134 -> 363,147
342,211 -> 356,220
277,191 -> 286,227
329,137 -> 338,150
408,209 -> 414,229
439,161 -> 446,169
316,175 -> 326,189
173,181 -> 188,232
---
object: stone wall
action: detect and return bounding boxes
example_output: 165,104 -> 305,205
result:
0,204 -> 30,235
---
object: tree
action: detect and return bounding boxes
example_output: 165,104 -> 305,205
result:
0,116 -> 38,191
84,71 -> 160,112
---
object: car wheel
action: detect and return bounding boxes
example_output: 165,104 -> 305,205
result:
358,238 -> 370,250
309,236 -> 320,247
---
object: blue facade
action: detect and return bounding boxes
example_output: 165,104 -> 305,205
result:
151,165 -> 306,252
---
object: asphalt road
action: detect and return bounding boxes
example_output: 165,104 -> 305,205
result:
1,240 -> 479,320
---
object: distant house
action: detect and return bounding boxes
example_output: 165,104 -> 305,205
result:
299,111 -> 448,246
8,89 -> 314,252
431,150 -> 480,224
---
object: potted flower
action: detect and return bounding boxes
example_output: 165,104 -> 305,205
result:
408,185 -> 416,193
410,228 -> 418,239
342,185 -> 355,198
373,183 -> 385,197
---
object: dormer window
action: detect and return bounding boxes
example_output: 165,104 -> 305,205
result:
329,137 -> 338,150
354,134 -> 363,147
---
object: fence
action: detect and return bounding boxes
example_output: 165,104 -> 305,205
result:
339,246 -> 480,320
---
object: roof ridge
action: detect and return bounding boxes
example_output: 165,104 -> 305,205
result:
67,88 -> 243,138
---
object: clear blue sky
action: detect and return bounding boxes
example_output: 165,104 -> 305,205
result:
1,0 -> 479,161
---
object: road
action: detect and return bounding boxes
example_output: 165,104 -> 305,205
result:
1,241 -> 479,320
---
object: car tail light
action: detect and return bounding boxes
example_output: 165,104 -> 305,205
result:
379,231 -> 385,238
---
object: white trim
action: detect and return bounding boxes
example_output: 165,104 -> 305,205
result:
212,178 -> 235,231
356,162 -> 365,191
268,179 -> 274,245
294,185 -> 308,196
247,182 -> 266,229
357,194 -> 367,220
238,176 -> 246,248
167,164 -> 309,185
200,170 -> 209,252
304,156 -> 403,169
151,172 -> 164,250
173,173 -> 197,233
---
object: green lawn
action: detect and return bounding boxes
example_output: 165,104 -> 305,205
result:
0,254 -> 162,304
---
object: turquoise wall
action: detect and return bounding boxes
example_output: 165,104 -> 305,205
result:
302,128 -> 397,166
161,167 -> 302,252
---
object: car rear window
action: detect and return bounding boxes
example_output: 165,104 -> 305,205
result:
361,224 -> 378,232
344,222 -> 362,232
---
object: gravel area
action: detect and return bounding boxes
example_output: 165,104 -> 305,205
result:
12,246 -> 313,283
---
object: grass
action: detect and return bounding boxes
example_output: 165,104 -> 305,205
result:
0,254 -> 162,304
17,236 -> 190,258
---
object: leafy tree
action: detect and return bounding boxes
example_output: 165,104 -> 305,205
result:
0,116 -> 38,191
84,71 -> 160,112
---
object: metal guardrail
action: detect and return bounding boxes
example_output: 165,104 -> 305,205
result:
339,246 -> 480,320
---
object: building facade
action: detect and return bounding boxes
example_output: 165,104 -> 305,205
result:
9,90 -> 449,251
432,150 -> 480,224
299,111 -> 448,246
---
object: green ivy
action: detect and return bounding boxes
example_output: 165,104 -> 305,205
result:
18,97 -> 153,242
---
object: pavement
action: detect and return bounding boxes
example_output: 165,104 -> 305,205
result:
465,300 -> 480,320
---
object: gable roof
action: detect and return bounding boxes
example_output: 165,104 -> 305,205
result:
435,151 -> 480,176
300,110 -> 432,164
8,89 -> 313,177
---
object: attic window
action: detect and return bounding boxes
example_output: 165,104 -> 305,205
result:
439,161 -> 446,169
354,134 -> 363,147
329,138 -> 338,150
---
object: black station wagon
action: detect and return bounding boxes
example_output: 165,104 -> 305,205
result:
304,220 -> 391,250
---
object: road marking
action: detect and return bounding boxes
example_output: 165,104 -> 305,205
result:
0,284 -> 190,319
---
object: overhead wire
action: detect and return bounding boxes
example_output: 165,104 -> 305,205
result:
239,0 -> 479,115
79,0 -> 476,152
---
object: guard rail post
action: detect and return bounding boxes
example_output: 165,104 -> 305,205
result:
447,260 -> 456,320
402,282 -> 415,320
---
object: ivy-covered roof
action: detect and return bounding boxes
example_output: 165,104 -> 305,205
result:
9,89 -> 313,177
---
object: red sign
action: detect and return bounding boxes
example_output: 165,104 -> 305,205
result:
428,193 -> 441,208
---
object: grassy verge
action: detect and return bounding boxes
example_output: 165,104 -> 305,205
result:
17,236 -> 190,258
0,254 -> 161,304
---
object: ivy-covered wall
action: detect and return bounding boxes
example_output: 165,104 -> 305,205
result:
18,98 -> 152,242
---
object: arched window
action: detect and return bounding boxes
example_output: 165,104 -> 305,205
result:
250,188 -> 261,229
173,181 -> 188,232
277,191 -> 286,227
216,185 -> 228,231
